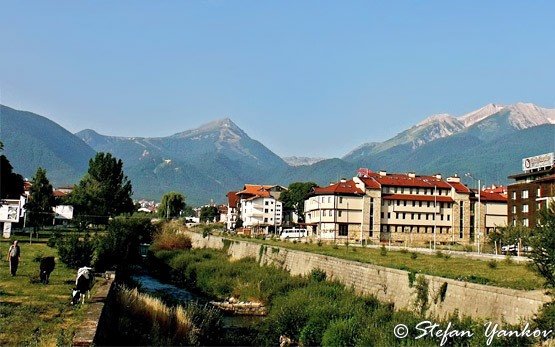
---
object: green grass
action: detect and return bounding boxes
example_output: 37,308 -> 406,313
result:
221,235 -> 544,290
0,239 -> 86,346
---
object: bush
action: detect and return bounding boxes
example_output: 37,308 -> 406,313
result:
94,217 -> 156,271
57,233 -> 94,268
151,229 -> 192,252
321,318 -> 358,347
380,245 -> 387,256
410,252 -> 418,259
310,268 -> 327,283
487,260 -> 499,269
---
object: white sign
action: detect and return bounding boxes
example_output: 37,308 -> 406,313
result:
0,204 -> 20,223
522,152 -> 554,171
54,205 -> 74,220
3,222 -> 12,238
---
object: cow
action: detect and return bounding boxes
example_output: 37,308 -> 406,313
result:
71,267 -> 95,305
39,256 -> 55,284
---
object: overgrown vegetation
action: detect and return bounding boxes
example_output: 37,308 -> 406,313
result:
98,286 -> 223,346
151,222 -> 192,252
220,234 -> 542,290
152,246 -> 536,346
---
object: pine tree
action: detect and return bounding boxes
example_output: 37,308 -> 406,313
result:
25,167 -> 55,229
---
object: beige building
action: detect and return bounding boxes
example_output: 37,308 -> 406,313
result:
304,179 -> 365,240
304,170 -> 505,245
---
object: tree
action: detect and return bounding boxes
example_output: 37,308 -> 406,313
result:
0,149 -> 24,199
487,224 -> 532,252
279,182 -> 317,223
158,192 -> 186,219
529,206 -> 555,288
69,152 -> 134,225
25,167 -> 55,229
200,206 -> 219,223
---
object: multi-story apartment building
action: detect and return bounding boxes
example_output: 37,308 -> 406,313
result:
304,170 -> 502,245
304,179 -> 365,240
235,184 -> 286,234
508,153 -> 555,227
226,191 -> 239,230
476,190 -> 508,236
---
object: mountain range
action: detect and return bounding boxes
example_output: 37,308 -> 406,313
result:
1,103 -> 553,205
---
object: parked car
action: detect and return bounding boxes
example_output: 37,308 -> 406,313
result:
501,244 -> 533,255
279,228 -> 307,240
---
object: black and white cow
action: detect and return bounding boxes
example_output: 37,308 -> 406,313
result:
71,267 -> 95,305
39,256 -> 55,284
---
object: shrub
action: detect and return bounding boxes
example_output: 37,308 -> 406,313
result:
410,252 -> 418,259
380,245 -> 387,256
95,217 -> 157,271
151,230 -> 192,252
487,260 -> 499,269
321,318 -> 358,347
414,275 -> 430,315
57,233 -> 94,268
310,268 -> 327,283
317,240 -> 323,247
435,251 -> 444,258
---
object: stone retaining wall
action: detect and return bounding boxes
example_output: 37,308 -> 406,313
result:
72,272 -> 116,346
185,232 -> 550,325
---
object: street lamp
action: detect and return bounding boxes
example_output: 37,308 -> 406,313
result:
465,173 -> 481,254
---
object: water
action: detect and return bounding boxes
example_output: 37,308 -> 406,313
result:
130,273 -> 263,328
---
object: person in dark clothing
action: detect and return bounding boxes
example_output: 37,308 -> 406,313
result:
7,240 -> 20,276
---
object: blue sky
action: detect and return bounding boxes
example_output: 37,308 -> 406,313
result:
1,1 -> 554,157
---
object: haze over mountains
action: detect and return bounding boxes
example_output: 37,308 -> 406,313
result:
1,103 -> 553,204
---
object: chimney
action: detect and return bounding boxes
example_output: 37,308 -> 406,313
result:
379,170 -> 387,176
435,173 -> 442,180
408,172 -> 416,178
447,175 -> 460,183
340,178 -> 347,183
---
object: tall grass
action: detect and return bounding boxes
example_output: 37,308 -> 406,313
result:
113,285 -> 222,346
153,247 -> 537,347
151,223 -> 192,251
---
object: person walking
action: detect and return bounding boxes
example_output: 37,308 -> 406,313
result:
7,240 -> 21,276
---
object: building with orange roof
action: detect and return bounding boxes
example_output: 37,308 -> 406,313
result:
305,170 -> 481,245
235,184 -> 287,234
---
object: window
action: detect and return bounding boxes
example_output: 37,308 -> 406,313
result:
381,212 -> 384,218
264,218 -> 268,223
339,211 -> 343,217
411,213 -> 414,220
321,197 -> 325,203
512,191 -> 517,200
265,209 -> 268,213
412,201 -> 415,207
522,190 -> 529,199
396,200 -> 400,206
339,224 -> 348,236
419,201 -> 422,207
265,201 -> 269,205
447,215 -> 450,221
522,205 -> 529,213
403,201 -> 407,206
512,205 -> 517,214
387,212 -> 391,219
523,218 -> 529,227
537,188 -> 541,197
339,197 -> 343,203
418,214 -> 421,220
328,197 -> 331,203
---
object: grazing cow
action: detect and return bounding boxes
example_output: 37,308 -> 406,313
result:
39,256 -> 55,284
71,267 -> 95,305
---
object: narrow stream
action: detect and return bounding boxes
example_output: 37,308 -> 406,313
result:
131,273 -> 263,328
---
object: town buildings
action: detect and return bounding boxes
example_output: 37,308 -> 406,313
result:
304,170 -> 507,245
508,152 -> 555,227
229,184 -> 286,234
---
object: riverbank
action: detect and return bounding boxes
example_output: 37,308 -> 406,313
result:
217,232 -> 542,290
150,245 -> 538,346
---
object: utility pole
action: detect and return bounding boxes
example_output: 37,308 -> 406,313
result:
433,185 -> 437,251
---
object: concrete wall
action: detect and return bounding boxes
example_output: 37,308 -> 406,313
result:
185,231 -> 550,325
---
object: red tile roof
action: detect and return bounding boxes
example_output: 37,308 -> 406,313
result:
53,190 -> 68,198
358,171 -> 470,193
227,191 -> 239,207
382,194 -> 454,203
313,179 -> 364,195
479,191 -> 507,203
236,184 -> 273,199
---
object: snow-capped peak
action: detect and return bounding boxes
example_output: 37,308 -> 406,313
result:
505,103 -> 555,129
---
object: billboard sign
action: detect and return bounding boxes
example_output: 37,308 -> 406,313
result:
522,152 -> 554,172
0,204 -> 20,223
